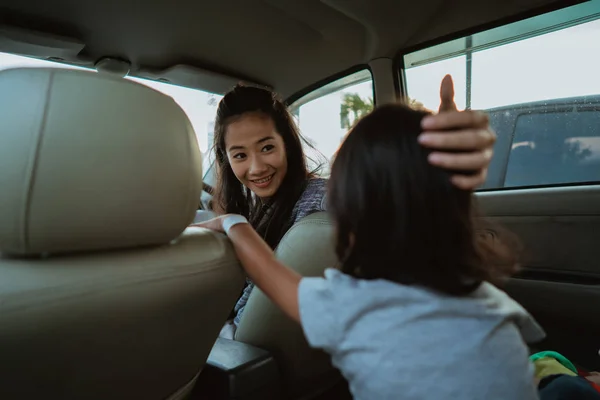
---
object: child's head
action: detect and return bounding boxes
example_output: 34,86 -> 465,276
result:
328,104 -> 518,295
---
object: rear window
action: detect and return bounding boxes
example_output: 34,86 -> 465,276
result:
400,2 -> 600,189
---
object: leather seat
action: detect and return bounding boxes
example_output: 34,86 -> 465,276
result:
0,68 -> 245,400
234,212 -> 342,398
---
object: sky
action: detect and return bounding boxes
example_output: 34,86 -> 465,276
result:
405,18 -> 600,111
2,16 -> 599,166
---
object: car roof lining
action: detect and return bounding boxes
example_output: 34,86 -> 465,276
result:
0,0 -> 583,97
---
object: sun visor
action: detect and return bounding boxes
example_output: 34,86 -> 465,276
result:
137,64 -> 272,95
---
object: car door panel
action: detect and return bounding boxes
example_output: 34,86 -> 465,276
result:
477,185 -> 600,370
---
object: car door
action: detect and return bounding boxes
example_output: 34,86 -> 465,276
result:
485,102 -> 600,369
401,2 -> 600,371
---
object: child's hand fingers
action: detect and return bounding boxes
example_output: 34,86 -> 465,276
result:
421,110 -> 490,130
190,217 -> 224,232
428,149 -> 493,171
419,129 -> 496,151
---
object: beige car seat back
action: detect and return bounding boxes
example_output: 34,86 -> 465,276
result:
0,68 -> 244,400
235,212 -> 341,398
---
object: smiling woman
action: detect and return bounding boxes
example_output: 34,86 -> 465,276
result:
225,113 -> 288,199
211,84 -> 329,336
212,84 -> 327,250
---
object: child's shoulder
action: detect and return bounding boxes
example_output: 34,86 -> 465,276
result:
299,273 -> 542,399
300,269 -> 430,312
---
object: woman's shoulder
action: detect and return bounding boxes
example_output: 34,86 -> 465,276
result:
291,177 -> 328,223
304,177 -> 328,194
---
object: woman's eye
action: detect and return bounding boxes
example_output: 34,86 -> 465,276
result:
261,144 -> 275,152
233,153 -> 246,160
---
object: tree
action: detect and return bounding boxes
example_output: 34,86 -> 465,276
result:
340,93 -> 428,129
340,93 -> 374,129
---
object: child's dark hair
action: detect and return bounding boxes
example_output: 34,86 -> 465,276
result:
328,104 -> 519,295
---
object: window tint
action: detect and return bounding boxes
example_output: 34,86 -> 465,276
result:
0,52 -> 221,174
290,69 -> 374,176
505,110 -> 600,187
401,2 -> 600,189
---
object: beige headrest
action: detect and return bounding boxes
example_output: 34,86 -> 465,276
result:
0,68 -> 202,255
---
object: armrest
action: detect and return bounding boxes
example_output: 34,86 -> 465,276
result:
192,338 -> 281,399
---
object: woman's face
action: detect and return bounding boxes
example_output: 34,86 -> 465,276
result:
224,113 -> 288,198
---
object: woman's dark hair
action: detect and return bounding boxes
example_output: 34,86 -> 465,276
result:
328,104 -> 519,295
213,84 -> 322,249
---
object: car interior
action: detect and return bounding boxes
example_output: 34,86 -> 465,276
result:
0,0 -> 599,399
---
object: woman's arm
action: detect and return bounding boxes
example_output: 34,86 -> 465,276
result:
195,216 -> 302,322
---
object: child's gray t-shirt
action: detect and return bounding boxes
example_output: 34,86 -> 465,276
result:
298,269 -> 545,400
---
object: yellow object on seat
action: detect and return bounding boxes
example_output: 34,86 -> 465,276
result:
534,358 -> 578,379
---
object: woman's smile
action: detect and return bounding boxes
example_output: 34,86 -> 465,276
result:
250,173 -> 275,189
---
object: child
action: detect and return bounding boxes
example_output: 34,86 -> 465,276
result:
195,104 -> 545,399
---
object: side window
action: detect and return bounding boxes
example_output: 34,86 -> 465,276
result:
290,69 -> 374,176
505,110 -> 600,187
401,2 -> 600,189
0,52 -> 221,175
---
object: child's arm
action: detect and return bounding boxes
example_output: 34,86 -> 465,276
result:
193,215 -> 302,323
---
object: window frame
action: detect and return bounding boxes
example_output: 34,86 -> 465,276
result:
286,65 -> 374,109
393,0 -> 586,68
286,67 -> 375,174
395,0 -> 600,192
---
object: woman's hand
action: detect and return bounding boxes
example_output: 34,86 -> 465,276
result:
418,75 -> 496,190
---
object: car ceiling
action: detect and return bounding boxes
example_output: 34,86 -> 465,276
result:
0,0 -> 579,97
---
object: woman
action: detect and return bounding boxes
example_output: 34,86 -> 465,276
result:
212,75 -> 495,338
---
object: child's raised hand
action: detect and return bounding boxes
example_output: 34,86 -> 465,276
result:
419,74 -> 496,190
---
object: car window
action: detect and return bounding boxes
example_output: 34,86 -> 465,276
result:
401,2 -> 600,189
0,52 -> 221,174
505,110 -> 600,187
290,69 -> 374,176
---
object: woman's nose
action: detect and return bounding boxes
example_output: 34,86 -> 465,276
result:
248,156 -> 268,176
